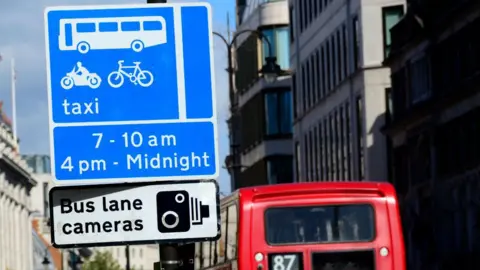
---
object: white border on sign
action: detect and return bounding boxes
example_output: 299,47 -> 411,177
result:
44,2 -> 220,185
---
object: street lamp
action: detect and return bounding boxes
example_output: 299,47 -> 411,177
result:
261,56 -> 284,83
213,29 -> 289,191
213,29 -> 285,85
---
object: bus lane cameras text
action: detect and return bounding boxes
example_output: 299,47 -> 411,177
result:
59,197 -> 144,235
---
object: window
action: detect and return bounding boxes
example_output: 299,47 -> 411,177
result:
306,59 -> 312,109
342,24 -> 348,76
267,156 -> 294,184
319,121 -> 325,179
264,91 -> 292,136
235,34 -> 259,92
313,127 -> 318,180
346,101 -> 352,179
330,113 -> 336,179
292,73 -> 298,118
320,45 -> 327,98
409,55 -> 431,104
99,22 -> 118,32
305,133 -> 310,181
289,6 -> 295,43
226,205 -> 238,260
309,130 -> 314,181
352,16 -> 360,70
261,27 -> 290,70
265,204 -> 375,244
314,50 -> 320,103
325,117 -> 331,180
336,110 -> 342,179
356,96 -> 364,180
299,0 -> 304,33
143,20 -> 163,31
326,39 -> 332,92
121,21 -> 141,31
382,5 -> 404,58
301,64 -> 307,112
77,23 -> 96,33
336,30 -> 342,82
385,87 -> 393,124
332,34 -> 338,86
295,141 -> 301,182
305,0 -> 313,25
340,105 -> 347,179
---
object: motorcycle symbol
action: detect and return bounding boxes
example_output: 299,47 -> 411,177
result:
60,62 -> 102,90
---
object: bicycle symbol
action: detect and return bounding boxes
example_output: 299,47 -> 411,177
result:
107,60 -> 154,88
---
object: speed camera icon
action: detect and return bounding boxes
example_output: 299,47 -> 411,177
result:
156,190 -> 210,233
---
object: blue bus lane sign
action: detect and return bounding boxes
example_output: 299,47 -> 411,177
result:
44,3 -> 219,184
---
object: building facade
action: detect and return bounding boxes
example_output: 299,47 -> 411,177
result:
290,0 -> 404,182
0,123 -> 37,270
227,0 -> 293,190
385,0 -> 480,268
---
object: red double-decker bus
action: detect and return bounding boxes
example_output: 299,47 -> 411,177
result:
195,182 -> 405,270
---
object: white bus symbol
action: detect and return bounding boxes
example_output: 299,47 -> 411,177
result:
58,16 -> 167,54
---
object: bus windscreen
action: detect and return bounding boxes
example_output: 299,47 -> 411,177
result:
265,204 -> 375,245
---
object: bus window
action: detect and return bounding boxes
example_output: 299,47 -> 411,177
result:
99,22 -> 118,32
76,23 -> 96,33
265,204 -> 375,245
143,21 -> 163,31
202,241 -> 210,267
227,204 -> 237,260
121,21 -> 140,32
217,209 -> 227,263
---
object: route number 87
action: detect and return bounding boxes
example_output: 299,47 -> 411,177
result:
272,254 -> 297,270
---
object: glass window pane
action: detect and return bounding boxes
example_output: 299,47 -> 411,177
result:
262,29 -> 275,62
265,93 -> 279,135
226,205 -> 238,259
276,27 -> 290,69
280,91 -> 293,133
265,204 -> 375,244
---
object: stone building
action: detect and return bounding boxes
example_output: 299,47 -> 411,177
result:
0,122 -> 37,270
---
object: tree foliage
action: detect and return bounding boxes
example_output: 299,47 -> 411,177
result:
82,250 -> 122,270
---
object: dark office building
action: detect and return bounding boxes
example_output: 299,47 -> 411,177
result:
384,0 -> 480,268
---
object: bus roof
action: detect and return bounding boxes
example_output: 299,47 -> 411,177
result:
219,182 -> 397,207
238,181 -> 396,199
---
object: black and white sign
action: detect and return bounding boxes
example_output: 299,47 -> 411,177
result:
49,180 -> 220,248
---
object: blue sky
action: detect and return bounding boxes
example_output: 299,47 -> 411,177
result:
0,0 -> 235,193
